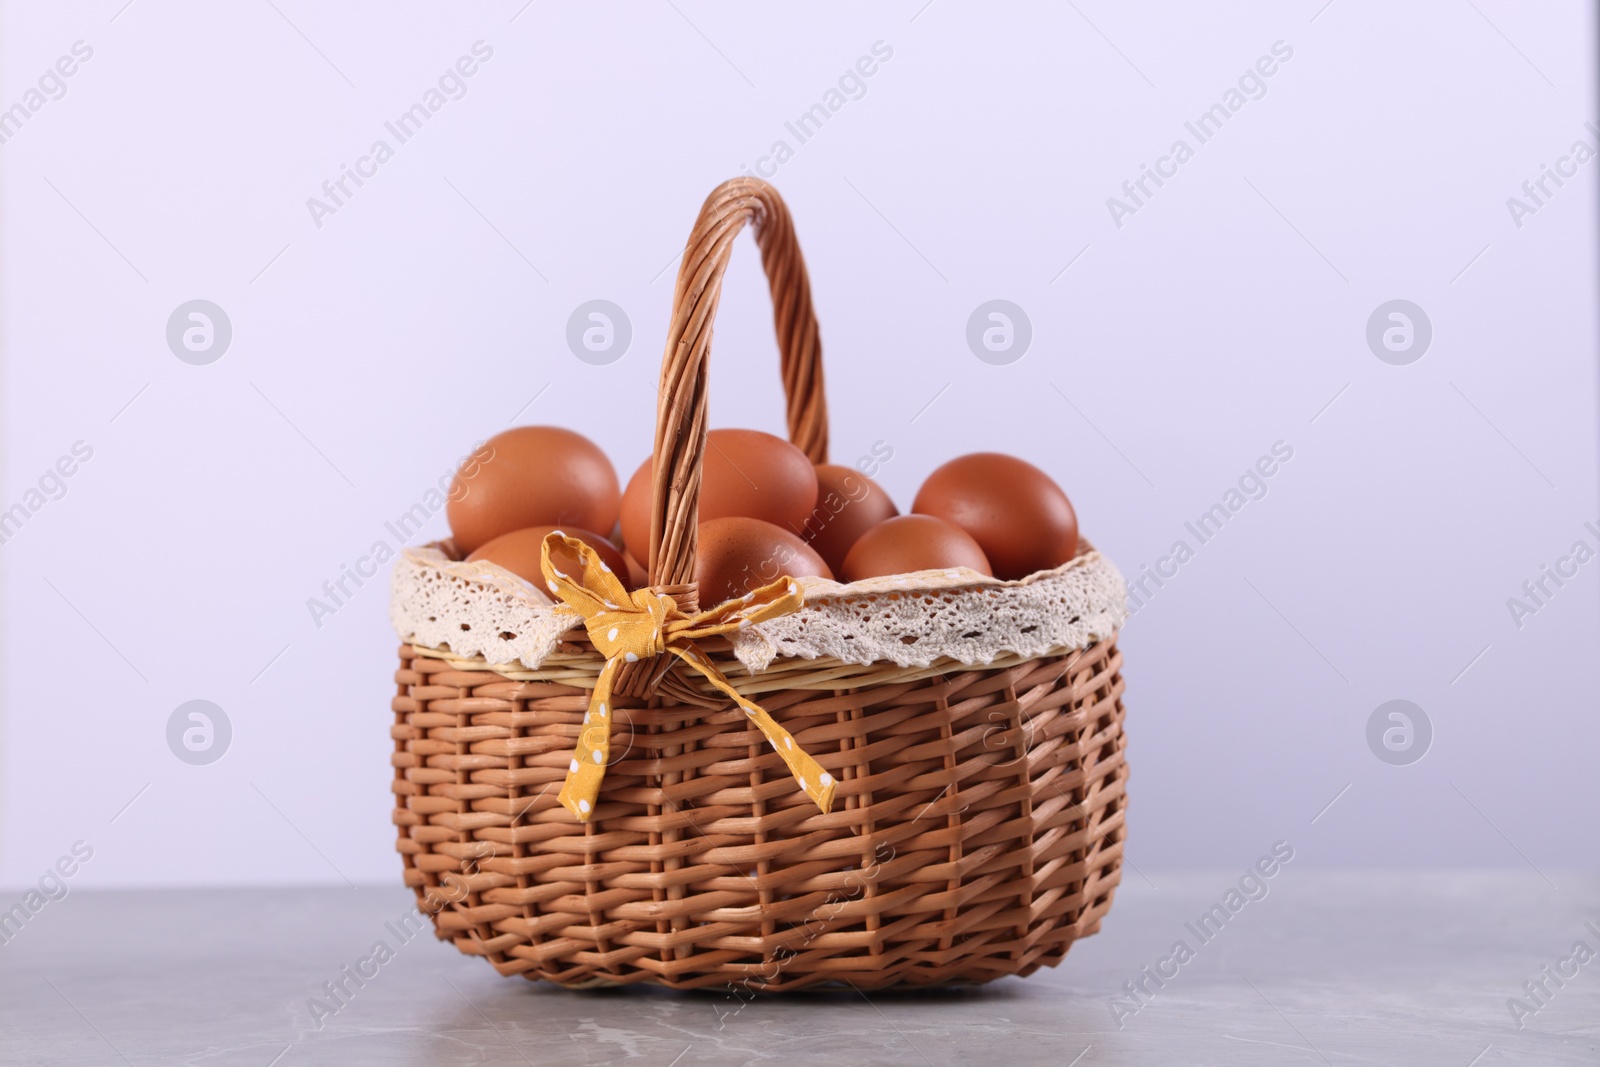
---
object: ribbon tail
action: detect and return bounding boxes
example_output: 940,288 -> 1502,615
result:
558,656 -> 622,821
669,647 -> 836,815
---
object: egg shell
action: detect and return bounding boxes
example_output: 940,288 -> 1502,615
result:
800,465 -> 899,573
840,514 -> 992,583
447,427 -> 620,555
696,516 -> 832,606
620,429 -> 820,560
704,428 -> 819,530
913,453 -> 1078,580
618,457 -> 652,560
466,526 -> 627,586
622,549 -> 650,590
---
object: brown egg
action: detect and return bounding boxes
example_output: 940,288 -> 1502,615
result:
622,549 -> 650,590
799,465 -> 899,573
618,457 -> 653,561
696,516 -> 832,606
913,453 -> 1078,580
620,429 -> 820,561
840,515 -> 992,582
703,429 -> 819,532
466,526 -> 627,586
447,427 -> 620,556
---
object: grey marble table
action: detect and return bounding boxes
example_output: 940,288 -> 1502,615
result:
0,873 -> 1595,1066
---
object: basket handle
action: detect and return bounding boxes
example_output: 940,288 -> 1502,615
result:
644,177 -> 828,608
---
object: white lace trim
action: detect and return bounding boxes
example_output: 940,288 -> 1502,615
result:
390,542 -> 1126,673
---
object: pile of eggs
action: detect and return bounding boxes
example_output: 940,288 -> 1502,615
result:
448,426 -> 1080,605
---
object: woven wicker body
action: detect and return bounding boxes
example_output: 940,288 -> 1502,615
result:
389,178 -> 1128,990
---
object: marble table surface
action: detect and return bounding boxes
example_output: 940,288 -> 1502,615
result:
0,872 -> 1595,1066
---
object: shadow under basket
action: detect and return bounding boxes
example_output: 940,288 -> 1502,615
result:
390,635 -> 1127,991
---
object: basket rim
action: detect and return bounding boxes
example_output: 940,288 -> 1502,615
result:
390,537 -> 1127,679
411,535 -> 1113,607
398,636 -> 1115,694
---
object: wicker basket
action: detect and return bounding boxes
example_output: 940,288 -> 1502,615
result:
390,177 -> 1129,991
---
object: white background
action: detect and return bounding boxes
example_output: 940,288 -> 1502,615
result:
2,0 -> 1596,889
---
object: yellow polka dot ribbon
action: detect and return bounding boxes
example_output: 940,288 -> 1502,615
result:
538,531 -> 837,823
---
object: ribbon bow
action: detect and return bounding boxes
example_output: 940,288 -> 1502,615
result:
538,531 -> 837,822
